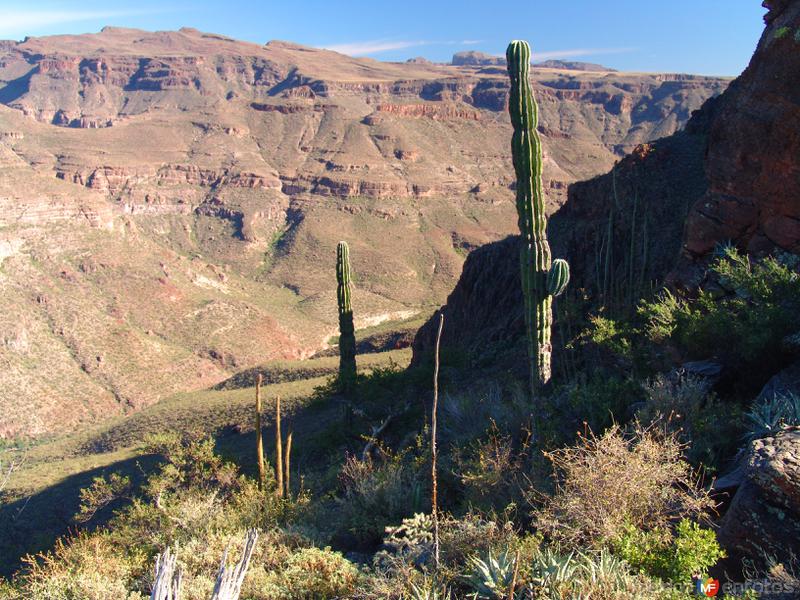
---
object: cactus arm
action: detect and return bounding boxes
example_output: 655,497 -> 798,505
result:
548,259 -> 570,297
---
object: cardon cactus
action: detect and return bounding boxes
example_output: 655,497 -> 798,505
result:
507,40 -> 570,392
336,241 -> 357,393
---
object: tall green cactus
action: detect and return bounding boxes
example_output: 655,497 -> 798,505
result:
336,241 -> 357,393
506,40 -> 570,393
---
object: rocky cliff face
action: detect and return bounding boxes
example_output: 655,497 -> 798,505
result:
0,27 -> 727,438
681,0 -> 800,273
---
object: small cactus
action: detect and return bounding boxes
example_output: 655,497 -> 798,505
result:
336,241 -> 357,393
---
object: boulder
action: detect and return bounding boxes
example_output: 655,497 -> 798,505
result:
718,428 -> 800,565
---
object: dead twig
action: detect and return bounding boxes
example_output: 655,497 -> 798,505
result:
432,312 -> 444,570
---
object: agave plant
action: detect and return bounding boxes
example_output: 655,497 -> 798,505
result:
529,547 -> 578,588
465,549 -> 517,599
745,392 -> 800,442
578,549 -> 630,588
406,578 -> 453,600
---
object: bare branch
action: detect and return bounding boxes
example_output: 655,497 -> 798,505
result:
211,529 -> 259,600
150,547 -> 183,600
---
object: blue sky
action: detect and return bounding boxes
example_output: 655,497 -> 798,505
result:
0,1 -> 766,75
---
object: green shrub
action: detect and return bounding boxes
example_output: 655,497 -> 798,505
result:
584,315 -> 633,360
335,452 -> 426,547
272,547 -> 361,599
552,374 -> 641,442
613,519 -> 725,583
21,533 -> 147,600
640,249 -> 800,377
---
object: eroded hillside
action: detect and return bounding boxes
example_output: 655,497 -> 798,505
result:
0,27 -> 729,438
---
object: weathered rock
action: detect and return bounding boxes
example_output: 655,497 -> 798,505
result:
411,235 -> 526,371
451,51 -> 505,67
682,1 -> 800,260
717,428 -> 800,565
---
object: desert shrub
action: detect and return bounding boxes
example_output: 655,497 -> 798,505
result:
0,579 -> 20,600
335,451 -> 427,548
613,519 -> 725,583
16,433 -> 314,600
20,532 -> 147,600
534,424 -> 714,547
75,472 -> 133,523
267,547 -> 361,599
638,373 -> 741,469
550,374 -> 642,443
640,249 -> 800,378
440,383 -> 530,444
583,314 -> 634,361
451,421 -> 532,512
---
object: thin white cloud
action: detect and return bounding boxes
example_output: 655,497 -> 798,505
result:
0,9 -> 165,36
533,47 -> 637,61
323,38 -> 482,57
324,39 -> 430,56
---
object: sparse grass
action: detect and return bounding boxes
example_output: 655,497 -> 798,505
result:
0,347 -> 413,577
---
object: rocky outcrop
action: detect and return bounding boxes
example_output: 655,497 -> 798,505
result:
368,102 -> 482,121
535,60 -> 615,72
55,163 -> 282,194
681,1 -> 800,261
452,51 -> 505,67
717,428 -> 800,565
411,235 -> 526,370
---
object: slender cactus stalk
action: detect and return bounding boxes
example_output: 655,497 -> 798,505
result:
284,431 -> 292,498
275,395 -> 283,498
431,312 -> 444,570
255,374 -> 266,489
506,40 -> 569,396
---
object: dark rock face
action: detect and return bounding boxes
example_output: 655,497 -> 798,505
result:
553,111 -> 713,299
682,1 -> 800,260
411,235 -> 526,370
717,428 -> 800,565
